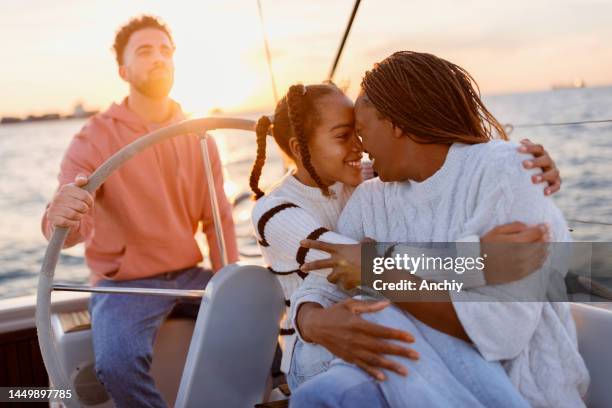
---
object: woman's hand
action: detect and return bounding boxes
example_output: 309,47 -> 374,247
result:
299,239 -> 369,290
480,222 -> 550,285
518,139 -> 561,195
296,299 -> 418,381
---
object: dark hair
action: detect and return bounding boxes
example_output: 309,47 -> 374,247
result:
360,51 -> 508,144
249,83 -> 342,199
113,15 -> 174,65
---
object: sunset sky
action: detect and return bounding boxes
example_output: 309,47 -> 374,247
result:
1,0 -> 611,117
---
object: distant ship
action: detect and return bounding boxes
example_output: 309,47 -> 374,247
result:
0,102 -> 98,125
65,102 -> 98,119
552,78 -> 586,90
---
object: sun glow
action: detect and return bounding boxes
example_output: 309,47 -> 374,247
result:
1,0 -> 611,118
167,4 -> 268,116
172,47 -> 262,116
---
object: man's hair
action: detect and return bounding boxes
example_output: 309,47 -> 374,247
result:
113,15 -> 174,65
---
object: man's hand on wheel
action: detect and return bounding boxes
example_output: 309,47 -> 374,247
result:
47,173 -> 93,229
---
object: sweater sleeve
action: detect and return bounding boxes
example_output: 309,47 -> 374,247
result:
289,181 -> 374,343
41,124 -> 103,248
451,144 -> 571,361
252,196 -> 358,343
290,271 -> 352,343
252,196 -> 358,275
256,197 -> 358,342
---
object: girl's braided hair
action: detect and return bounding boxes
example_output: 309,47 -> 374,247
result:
250,83 -> 343,199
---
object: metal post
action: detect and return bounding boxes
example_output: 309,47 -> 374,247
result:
52,283 -> 204,298
199,133 -> 228,267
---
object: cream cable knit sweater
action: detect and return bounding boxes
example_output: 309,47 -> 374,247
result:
291,141 -> 589,408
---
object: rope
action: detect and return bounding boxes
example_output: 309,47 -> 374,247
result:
567,218 -> 612,227
503,117 -> 612,229
328,0 -> 362,81
256,0 -> 279,103
505,118 -> 612,133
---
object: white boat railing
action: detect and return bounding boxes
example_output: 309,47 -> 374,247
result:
52,283 -> 205,299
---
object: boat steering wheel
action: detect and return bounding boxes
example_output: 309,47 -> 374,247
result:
36,117 -> 256,407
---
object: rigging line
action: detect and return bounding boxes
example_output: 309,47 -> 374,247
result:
328,0 -> 362,82
506,118 -> 612,130
567,218 -> 612,227
257,0 -> 279,103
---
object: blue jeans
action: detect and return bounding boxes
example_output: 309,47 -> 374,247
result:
89,266 -> 212,408
290,305 -> 529,408
287,337 -> 335,390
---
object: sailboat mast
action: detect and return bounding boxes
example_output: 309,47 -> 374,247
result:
328,0 -> 362,82
257,0 -> 279,103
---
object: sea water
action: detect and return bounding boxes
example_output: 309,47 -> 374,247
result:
1,86 -> 611,299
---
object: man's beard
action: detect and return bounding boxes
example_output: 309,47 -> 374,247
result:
134,75 -> 173,99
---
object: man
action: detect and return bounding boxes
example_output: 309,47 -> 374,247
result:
41,15 -> 239,407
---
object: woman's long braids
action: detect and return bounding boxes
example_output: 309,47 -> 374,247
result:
250,115 -> 271,199
249,83 -> 340,199
361,51 -> 508,145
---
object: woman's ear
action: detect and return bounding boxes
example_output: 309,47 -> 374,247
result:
288,136 -> 302,162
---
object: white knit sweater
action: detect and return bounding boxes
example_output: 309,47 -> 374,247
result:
291,141 -> 589,407
251,172 -> 358,373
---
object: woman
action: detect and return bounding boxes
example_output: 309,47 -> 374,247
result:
249,81 -> 561,393
290,52 -> 588,408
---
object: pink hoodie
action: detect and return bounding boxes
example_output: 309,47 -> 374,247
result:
42,98 -> 238,284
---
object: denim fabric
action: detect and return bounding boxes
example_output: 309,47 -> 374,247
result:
89,266 -> 212,408
290,304 -> 529,408
289,362 -> 390,408
287,338 -> 335,391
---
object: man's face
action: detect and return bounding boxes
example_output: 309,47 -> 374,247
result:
355,93 -> 405,182
119,28 -> 175,99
